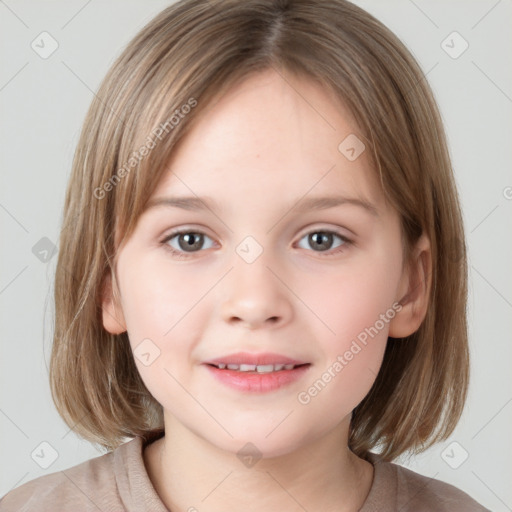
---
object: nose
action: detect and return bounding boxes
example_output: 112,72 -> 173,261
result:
220,255 -> 293,330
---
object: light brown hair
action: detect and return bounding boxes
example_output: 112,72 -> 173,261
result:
50,0 -> 469,461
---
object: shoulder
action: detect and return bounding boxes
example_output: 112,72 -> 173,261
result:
393,462 -> 490,511
0,438 -> 134,512
365,453 -> 491,512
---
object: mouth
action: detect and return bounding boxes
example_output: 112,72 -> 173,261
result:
205,362 -> 309,373
202,352 -> 311,392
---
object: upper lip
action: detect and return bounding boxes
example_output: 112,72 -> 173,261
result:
203,352 -> 308,366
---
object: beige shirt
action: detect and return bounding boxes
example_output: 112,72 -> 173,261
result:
0,432 -> 490,511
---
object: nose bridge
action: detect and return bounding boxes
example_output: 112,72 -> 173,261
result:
220,236 -> 292,329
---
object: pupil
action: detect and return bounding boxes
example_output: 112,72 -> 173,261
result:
180,233 -> 202,251
310,232 -> 332,251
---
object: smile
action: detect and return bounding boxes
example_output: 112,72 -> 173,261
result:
203,360 -> 311,393
208,363 -> 303,373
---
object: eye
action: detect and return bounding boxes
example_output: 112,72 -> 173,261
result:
296,229 -> 351,255
160,228 -> 352,259
161,230 -> 215,257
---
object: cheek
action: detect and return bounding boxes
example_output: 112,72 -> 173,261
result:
295,249 -> 401,410
118,252 -> 208,342
303,246 -> 402,345
116,254 -> 198,410
117,251 -> 218,392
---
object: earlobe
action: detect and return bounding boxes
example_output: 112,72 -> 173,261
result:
101,272 -> 127,335
388,233 -> 432,339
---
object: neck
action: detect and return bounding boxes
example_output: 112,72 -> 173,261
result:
143,415 -> 374,512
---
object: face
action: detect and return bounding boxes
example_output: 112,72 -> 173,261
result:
104,69 -> 416,457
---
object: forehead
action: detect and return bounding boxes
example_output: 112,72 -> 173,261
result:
151,69 -> 386,216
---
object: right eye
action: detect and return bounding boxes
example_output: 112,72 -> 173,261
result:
161,230 -> 216,258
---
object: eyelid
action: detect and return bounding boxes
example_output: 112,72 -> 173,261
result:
294,227 -> 353,254
295,223 -> 355,244
160,227 -> 216,246
160,224 -> 353,243
298,224 -> 352,239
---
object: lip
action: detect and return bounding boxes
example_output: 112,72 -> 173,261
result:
202,352 -> 311,393
203,351 -> 307,366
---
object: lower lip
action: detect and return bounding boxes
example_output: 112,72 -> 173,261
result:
204,364 -> 311,393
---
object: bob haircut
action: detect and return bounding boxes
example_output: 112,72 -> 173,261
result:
50,0 -> 469,461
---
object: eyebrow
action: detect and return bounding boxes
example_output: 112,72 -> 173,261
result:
145,194 -> 379,217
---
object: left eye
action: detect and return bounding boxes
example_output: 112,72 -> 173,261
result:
296,230 -> 349,253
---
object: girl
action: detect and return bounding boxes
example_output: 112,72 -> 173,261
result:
0,0 -> 490,510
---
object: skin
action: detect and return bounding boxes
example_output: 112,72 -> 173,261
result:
102,69 -> 431,512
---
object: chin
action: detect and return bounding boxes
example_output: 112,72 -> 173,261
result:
198,424 -> 314,461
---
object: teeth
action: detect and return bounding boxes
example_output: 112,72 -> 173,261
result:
256,364 -> 274,373
215,363 -> 298,372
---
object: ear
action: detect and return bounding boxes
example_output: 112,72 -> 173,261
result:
388,233 -> 432,339
101,271 -> 127,335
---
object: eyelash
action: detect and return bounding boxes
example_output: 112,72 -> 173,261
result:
160,228 -> 353,260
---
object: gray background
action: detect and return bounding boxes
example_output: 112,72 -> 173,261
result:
1,0 -> 511,510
